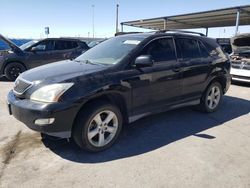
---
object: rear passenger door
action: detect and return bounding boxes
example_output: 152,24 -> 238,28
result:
175,37 -> 212,100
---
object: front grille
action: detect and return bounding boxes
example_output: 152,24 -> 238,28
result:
231,61 -> 250,70
13,78 -> 33,95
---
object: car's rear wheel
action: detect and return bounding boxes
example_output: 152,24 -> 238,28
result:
73,101 -> 123,152
200,82 -> 222,113
4,62 -> 26,81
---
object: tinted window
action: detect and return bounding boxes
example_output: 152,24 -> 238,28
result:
69,41 -> 78,49
198,41 -> 210,58
176,38 -> 200,59
33,40 -> 54,51
79,41 -> 90,49
55,41 -> 78,50
142,38 -> 176,62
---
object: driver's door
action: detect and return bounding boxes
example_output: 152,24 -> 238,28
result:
25,40 -> 57,69
124,37 -> 183,116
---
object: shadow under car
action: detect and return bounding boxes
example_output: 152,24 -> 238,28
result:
42,95 -> 250,163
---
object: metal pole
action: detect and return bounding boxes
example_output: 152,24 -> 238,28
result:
235,9 -> 240,36
116,4 -> 119,33
163,19 -> 167,30
206,28 -> 208,36
121,23 -> 124,32
92,5 -> 95,38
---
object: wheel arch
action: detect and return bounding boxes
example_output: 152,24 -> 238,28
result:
206,75 -> 227,94
71,92 -> 129,134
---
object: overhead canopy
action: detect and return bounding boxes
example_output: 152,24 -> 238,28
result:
121,5 -> 250,30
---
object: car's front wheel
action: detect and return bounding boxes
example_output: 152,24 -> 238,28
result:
73,101 -> 123,152
199,82 -> 222,113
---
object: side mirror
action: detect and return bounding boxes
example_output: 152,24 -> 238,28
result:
31,45 -> 46,52
135,55 -> 154,68
31,47 -> 38,52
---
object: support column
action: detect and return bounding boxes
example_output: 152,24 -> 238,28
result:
206,28 -> 208,36
116,4 -> 119,33
121,23 -> 124,32
163,19 -> 167,30
235,9 -> 241,36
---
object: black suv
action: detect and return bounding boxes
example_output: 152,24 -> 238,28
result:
7,31 -> 231,152
0,35 -> 89,81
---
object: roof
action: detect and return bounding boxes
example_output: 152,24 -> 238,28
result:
121,5 -> 250,30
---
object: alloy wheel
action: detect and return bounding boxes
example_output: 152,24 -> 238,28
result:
87,110 -> 118,147
206,85 -> 221,110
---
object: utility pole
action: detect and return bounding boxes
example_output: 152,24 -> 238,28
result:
92,5 -> 95,38
116,4 -> 119,33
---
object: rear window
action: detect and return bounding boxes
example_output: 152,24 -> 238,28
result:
198,41 -> 210,58
55,41 -> 78,50
176,38 -> 200,59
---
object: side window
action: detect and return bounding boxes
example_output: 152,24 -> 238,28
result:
55,41 -> 67,50
33,40 -> 54,51
55,41 -> 78,50
176,38 -> 200,59
70,41 -> 78,49
198,41 -> 210,58
141,38 -> 176,62
79,41 -> 89,50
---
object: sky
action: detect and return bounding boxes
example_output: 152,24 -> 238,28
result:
0,0 -> 249,39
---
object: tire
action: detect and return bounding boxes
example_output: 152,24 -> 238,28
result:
4,62 -> 26,81
199,82 -> 222,113
72,101 -> 123,152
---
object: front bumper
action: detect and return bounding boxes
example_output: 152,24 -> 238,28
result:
7,90 -> 80,138
231,68 -> 250,83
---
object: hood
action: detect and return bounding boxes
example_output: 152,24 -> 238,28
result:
20,60 -> 108,83
231,33 -> 250,55
0,34 -> 23,53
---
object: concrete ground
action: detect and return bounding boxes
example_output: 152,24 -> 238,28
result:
0,77 -> 249,188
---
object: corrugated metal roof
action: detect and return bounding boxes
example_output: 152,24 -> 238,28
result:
121,5 -> 250,30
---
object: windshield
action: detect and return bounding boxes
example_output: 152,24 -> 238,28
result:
75,36 -> 146,65
20,40 -> 38,50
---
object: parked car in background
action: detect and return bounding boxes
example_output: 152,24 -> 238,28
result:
0,34 -> 89,80
88,39 -> 106,48
216,38 -> 232,54
7,31 -> 231,152
230,33 -> 250,83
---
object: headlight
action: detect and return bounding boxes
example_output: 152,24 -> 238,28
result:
30,83 -> 74,103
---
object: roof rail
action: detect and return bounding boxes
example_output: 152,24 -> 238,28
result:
155,29 -> 205,36
115,32 -> 142,36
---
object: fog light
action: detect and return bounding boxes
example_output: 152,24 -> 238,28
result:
35,118 -> 55,126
